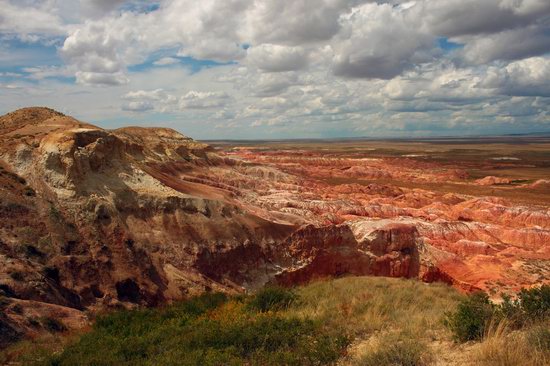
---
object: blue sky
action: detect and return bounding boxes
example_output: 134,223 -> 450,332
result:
1,0 -> 549,140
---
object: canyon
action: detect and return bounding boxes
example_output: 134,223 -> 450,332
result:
0,107 -> 549,347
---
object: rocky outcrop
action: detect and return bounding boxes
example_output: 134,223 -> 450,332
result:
475,176 -> 511,186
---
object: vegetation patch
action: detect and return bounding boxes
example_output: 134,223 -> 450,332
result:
246,286 -> 297,313
36,292 -> 347,366
356,332 -> 432,366
444,292 -> 494,342
445,285 -> 550,366
445,285 -> 550,342
6,278 -> 548,365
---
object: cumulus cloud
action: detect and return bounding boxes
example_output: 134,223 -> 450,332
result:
332,3 -> 435,79
253,72 -> 301,97
0,0 -> 67,40
124,89 -> 174,101
75,71 -> 129,86
121,88 -> 178,112
247,44 -> 309,72
153,57 -> 179,66
122,100 -> 154,111
179,91 -> 230,109
416,0 -> 550,37
479,56 -> 550,97
462,26 -> 550,64
60,14 -> 137,84
2,0 -> 550,137
243,0 -> 357,45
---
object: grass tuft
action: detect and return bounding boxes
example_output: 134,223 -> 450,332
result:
247,286 -> 297,313
356,332 -> 432,366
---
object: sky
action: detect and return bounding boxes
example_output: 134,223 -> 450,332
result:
0,0 -> 549,140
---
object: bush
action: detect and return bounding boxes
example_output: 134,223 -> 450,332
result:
497,285 -> 550,327
444,292 -> 494,342
247,286 -> 297,313
446,286 -> 550,343
518,285 -> 550,321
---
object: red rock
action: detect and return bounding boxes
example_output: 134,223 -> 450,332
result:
1,107 -> 549,346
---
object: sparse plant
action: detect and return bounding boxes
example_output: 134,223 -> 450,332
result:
528,324 -> 550,354
40,317 -> 67,333
8,271 -> 24,281
23,186 -> 36,197
474,319 -> 550,366
356,332 -> 432,366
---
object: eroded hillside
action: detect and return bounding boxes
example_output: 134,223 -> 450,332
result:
0,108 -> 548,347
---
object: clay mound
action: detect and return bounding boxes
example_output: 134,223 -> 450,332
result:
0,107 -> 97,143
475,176 -> 511,186
114,126 -> 196,147
524,179 -> 550,189
113,126 -> 211,162
0,107 -> 65,129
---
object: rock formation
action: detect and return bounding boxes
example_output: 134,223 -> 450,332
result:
0,107 -> 548,346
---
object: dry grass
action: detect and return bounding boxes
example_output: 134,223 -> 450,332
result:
284,276 -> 464,365
352,331 -> 433,366
472,319 -> 550,366
287,276 -> 464,338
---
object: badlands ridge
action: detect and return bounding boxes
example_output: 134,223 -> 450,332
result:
0,107 -> 548,346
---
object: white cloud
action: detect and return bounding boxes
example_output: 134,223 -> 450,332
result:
0,0 -> 67,40
462,26 -> 550,64
332,3 -> 435,79
416,0 -> 550,37
75,71 -> 129,85
153,57 -> 179,66
479,56 -> 550,97
247,44 -> 309,72
1,0 -> 550,138
243,0 -> 356,45
122,100 -> 154,111
179,91 -> 230,109
21,65 -> 73,80
79,0 -> 127,18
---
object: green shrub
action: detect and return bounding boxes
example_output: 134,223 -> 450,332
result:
496,285 -> 550,327
444,292 -> 494,342
518,285 -> 550,321
247,286 -> 297,313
